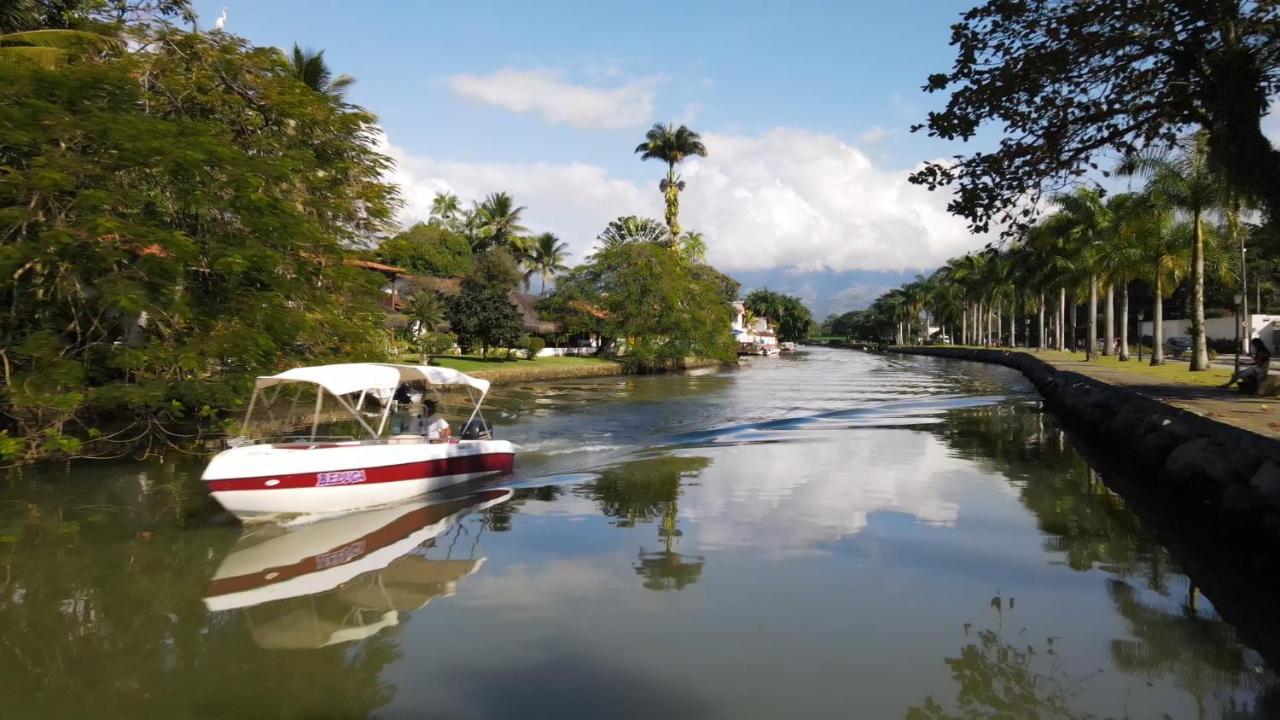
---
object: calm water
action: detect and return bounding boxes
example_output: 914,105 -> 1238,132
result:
2,348 -> 1276,719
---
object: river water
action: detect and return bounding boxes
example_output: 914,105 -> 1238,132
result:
1,347 -> 1276,719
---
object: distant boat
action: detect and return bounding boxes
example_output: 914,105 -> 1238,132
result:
779,342 -> 796,353
203,363 -> 514,523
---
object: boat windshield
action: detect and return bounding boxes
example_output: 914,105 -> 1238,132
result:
235,381 -> 488,446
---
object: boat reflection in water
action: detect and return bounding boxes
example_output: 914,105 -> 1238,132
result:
204,488 -> 512,649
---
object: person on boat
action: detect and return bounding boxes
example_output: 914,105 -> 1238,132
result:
421,399 -> 451,442
1222,338 -> 1271,393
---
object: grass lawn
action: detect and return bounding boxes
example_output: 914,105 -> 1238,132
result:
394,353 -> 623,382
1013,348 -> 1235,387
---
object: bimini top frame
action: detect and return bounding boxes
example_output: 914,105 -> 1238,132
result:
240,363 -> 492,442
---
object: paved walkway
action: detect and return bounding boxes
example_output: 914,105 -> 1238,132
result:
1032,352 -> 1280,440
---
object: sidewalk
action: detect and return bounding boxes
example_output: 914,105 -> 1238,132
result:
1017,349 -> 1280,440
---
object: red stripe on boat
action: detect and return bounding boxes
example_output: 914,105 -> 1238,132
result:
205,453 -> 514,492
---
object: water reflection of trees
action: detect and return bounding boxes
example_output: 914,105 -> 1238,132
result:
579,455 -> 709,591
917,404 -> 1273,718
906,595 -> 1095,720
0,465 -> 400,718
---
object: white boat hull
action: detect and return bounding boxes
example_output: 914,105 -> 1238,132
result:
203,439 -> 515,522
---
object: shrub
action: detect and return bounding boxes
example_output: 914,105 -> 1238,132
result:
526,336 -> 546,360
417,332 -> 457,360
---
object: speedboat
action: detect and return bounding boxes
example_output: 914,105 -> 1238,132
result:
204,489 -> 511,648
203,363 -> 515,522
779,341 -> 796,353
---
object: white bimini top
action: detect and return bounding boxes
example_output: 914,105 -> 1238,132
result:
253,363 -> 490,397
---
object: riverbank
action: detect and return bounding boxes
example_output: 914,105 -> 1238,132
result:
410,354 -> 726,386
889,346 -> 1280,560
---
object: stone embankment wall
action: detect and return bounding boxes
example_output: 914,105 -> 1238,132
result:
893,347 -> 1280,552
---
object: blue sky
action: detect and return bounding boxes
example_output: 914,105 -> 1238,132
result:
196,1 -> 990,317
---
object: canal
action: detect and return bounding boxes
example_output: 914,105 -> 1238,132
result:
1,347 -> 1275,718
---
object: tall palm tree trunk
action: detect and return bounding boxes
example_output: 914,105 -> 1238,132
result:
1087,274 -> 1098,360
1008,295 -> 1016,347
1190,209 -> 1209,370
1103,283 -> 1114,356
1119,283 -> 1130,361
1058,287 -> 1066,350
1067,298 -> 1076,352
896,321 -> 904,346
996,300 -> 1003,345
1038,292 -> 1045,350
962,307 -> 968,345
1152,273 -> 1165,365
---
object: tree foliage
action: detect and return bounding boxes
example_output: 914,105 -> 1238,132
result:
0,15 -> 397,460
447,250 -> 523,356
913,1 -> 1280,234
634,123 -> 708,237
743,289 -> 814,341
377,222 -> 474,277
545,243 -> 733,370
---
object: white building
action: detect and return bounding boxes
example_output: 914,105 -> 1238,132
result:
1139,314 -> 1279,353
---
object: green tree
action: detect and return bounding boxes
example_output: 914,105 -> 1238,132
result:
547,243 -> 734,371
448,250 -> 523,357
524,232 -> 570,296
597,215 -> 673,248
743,289 -> 814,342
634,123 -> 708,237
1120,135 -> 1229,370
377,222 -> 474,277
913,1 -> 1280,235
429,191 -> 461,224
0,20 -> 396,461
472,192 -> 527,253
286,43 -> 353,96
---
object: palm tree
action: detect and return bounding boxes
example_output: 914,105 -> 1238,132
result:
1119,134 -> 1228,371
473,192 -> 528,253
597,216 -> 673,249
634,123 -> 708,237
287,44 -> 354,97
1052,188 -> 1113,359
430,192 -> 461,224
678,230 -> 707,262
1141,214 -> 1193,365
525,233 -> 570,295
1096,193 -> 1151,361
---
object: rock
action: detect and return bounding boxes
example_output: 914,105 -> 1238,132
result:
1223,485 -> 1269,515
1164,438 -> 1235,487
1138,431 -> 1179,468
1250,461 -> 1280,504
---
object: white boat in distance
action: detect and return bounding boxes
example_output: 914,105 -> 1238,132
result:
203,363 -> 515,523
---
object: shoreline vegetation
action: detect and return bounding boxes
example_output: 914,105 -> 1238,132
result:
404,354 -> 727,386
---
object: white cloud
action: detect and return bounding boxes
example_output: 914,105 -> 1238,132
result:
447,68 -> 661,130
381,127 -> 987,273
857,126 -> 890,145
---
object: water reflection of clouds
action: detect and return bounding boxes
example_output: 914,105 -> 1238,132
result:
460,558 -> 638,617
678,430 -> 971,554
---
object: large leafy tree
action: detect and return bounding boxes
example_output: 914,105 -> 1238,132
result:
377,222 -> 474,277
913,1 -> 1280,234
545,243 -> 733,370
743,289 -> 814,342
634,123 -> 708,237
0,18 -> 397,460
448,250 -> 523,356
